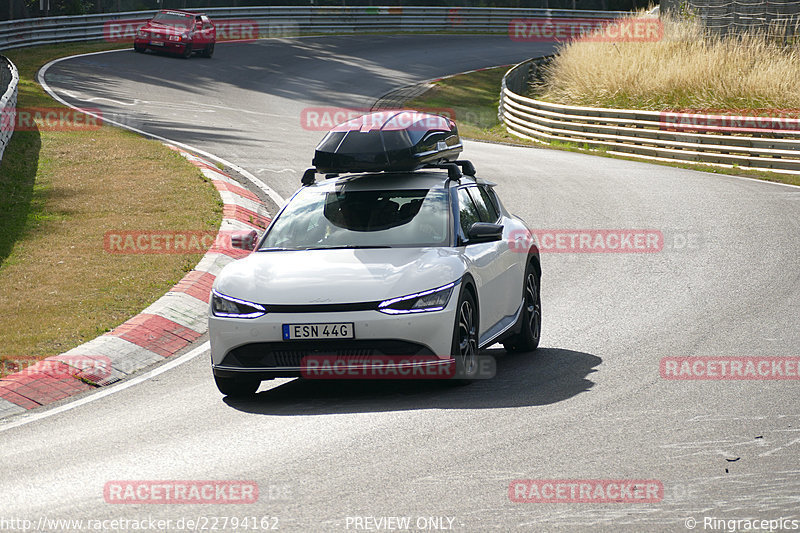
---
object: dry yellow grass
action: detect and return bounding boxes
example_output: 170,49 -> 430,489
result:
536,13 -> 800,112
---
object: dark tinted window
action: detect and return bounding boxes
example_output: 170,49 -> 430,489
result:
479,186 -> 501,218
457,188 -> 480,236
324,189 -> 427,232
466,186 -> 498,223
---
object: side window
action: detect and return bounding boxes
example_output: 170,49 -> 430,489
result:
477,186 -> 499,221
466,186 -> 498,223
457,188 -> 480,236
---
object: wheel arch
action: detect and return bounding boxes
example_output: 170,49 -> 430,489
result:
528,253 -> 541,280
459,273 -> 478,305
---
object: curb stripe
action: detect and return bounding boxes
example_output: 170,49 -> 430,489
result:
111,313 -> 203,358
0,373 -> 91,407
222,204 -> 272,230
212,179 -> 261,203
0,145 -> 272,415
170,271 -> 217,303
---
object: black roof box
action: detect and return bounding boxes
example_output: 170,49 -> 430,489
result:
312,110 -> 463,174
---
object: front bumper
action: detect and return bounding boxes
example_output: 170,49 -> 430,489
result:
209,300 -> 458,379
135,37 -> 191,53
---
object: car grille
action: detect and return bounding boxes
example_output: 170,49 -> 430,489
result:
273,349 -> 376,367
222,341 -> 433,369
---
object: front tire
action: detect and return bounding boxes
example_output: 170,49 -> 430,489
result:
182,43 -> 193,58
503,261 -> 541,353
133,43 -> 145,53
214,375 -> 260,397
451,287 -> 479,383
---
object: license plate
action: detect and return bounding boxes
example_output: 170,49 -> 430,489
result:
150,40 -> 164,46
282,323 -> 354,340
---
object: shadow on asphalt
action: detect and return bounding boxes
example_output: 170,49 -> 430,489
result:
223,347 -> 601,415
43,36 -> 554,150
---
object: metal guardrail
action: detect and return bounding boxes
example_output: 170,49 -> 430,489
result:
499,57 -> 800,175
0,6 -> 627,51
662,0 -> 800,38
0,55 -> 18,165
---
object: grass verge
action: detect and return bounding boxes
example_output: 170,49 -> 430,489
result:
405,66 -> 521,143
0,43 -> 222,372
405,65 -> 800,188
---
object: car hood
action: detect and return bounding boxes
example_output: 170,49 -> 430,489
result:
141,23 -> 186,35
213,247 -> 466,305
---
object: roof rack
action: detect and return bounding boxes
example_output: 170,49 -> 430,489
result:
300,159 -> 477,186
425,160 -> 476,178
423,160 -> 476,181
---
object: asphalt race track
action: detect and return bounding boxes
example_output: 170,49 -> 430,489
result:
1,35 -> 799,531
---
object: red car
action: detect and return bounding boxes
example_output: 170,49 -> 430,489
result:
134,10 -> 216,58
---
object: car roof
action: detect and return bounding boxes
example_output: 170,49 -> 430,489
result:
157,9 -> 203,16
307,170 -> 480,191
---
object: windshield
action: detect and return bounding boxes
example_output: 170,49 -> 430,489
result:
260,186 -> 450,250
151,12 -> 194,28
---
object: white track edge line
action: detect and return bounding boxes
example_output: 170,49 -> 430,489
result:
37,49 -> 286,206
16,43 -> 798,429
0,48 -> 291,430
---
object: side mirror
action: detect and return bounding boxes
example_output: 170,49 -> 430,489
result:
230,230 -> 258,251
467,222 -> 503,244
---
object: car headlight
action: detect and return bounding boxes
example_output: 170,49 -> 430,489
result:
169,34 -> 180,41
137,30 -> 147,38
378,282 -> 457,315
211,290 -> 266,319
